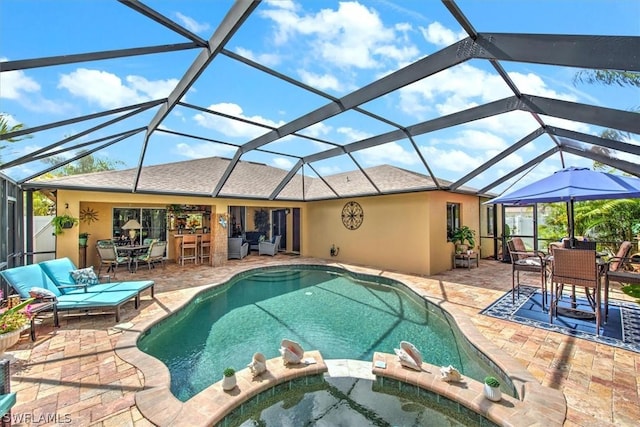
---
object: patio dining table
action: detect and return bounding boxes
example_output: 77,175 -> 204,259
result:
116,245 -> 150,272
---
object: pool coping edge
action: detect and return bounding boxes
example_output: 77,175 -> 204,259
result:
115,261 -> 567,426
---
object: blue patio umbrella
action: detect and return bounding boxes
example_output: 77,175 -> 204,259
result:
486,167 -> 640,242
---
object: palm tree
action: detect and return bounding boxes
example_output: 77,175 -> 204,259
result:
0,113 -> 32,162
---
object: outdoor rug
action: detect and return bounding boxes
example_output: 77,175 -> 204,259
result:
481,285 -> 640,353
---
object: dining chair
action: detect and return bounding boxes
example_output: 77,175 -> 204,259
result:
96,240 -> 129,278
549,248 -> 602,335
507,238 -> 548,308
150,241 -> 167,269
604,241 -> 633,319
179,235 -> 198,266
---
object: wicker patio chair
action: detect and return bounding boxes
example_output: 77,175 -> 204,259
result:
259,235 -> 282,256
549,248 -> 601,335
228,237 -> 249,260
604,241 -> 634,319
507,238 -> 548,308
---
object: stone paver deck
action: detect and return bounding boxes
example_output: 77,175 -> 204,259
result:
4,255 -> 639,426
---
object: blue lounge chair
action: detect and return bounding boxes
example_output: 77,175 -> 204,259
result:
0,258 -> 154,322
39,258 -> 154,304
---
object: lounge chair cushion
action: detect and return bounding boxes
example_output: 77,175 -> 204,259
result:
0,264 -> 62,298
40,258 -> 154,295
0,392 -> 16,416
515,257 -> 543,267
70,267 -> 100,286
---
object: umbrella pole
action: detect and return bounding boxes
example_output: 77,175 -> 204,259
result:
568,199 -> 576,248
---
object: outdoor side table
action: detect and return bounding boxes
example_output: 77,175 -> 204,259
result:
452,252 -> 479,269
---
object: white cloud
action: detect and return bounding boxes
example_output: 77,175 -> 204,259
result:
297,69 -> 342,91
271,156 -> 294,169
299,122 -> 333,138
175,12 -> 210,33
418,145 -> 485,173
336,126 -> 372,143
261,1 -> 419,70
0,68 -> 40,100
357,141 -> 418,166
193,103 -> 285,139
234,47 -> 282,67
126,75 -> 180,101
58,69 -> 178,109
264,0 -> 298,11
397,62 -> 587,143
419,22 -> 466,47
175,142 -> 236,159
441,129 -> 508,151
0,59 -> 64,114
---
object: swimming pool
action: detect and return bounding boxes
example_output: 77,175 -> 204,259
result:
138,265 -> 514,402
227,376 -> 499,427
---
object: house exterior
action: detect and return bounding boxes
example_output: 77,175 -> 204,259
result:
22,157 -> 488,276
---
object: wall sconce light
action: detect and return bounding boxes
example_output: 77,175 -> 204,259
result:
65,203 -> 69,209
330,244 -> 340,257
218,214 -> 227,228
285,208 -> 291,215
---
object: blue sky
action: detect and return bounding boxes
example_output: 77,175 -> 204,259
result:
1,0 -> 639,195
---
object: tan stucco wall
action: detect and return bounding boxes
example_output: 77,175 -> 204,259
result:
55,190 -> 300,269
53,188 -> 480,276
305,192 -> 480,276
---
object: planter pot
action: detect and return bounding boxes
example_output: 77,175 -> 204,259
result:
0,329 -> 24,354
61,221 -> 75,229
222,374 -> 236,391
483,384 -> 502,402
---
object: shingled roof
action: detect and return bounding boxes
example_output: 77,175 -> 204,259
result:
27,157 -> 476,201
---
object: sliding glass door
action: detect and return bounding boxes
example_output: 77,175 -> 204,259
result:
113,207 -> 167,244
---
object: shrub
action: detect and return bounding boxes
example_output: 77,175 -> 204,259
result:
484,376 -> 500,388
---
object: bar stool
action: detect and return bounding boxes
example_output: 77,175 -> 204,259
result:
180,234 -> 198,266
199,233 -> 211,265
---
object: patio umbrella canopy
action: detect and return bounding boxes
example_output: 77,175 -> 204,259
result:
486,167 -> 640,242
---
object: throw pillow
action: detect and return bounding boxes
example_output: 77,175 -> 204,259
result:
70,266 -> 100,286
29,287 -> 58,300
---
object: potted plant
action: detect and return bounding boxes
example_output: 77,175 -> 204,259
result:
451,226 -> 476,253
483,376 -> 502,401
222,367 -> 236,391
79,232 -> 90,247
51,214 -> 79,235
254,209 -> 270,235
0,294 -> 35,354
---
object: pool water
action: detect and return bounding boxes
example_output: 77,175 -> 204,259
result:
229,376 -> 498,427
138,267 -> 507,402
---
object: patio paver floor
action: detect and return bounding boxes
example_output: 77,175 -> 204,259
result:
5,255 -> 639,426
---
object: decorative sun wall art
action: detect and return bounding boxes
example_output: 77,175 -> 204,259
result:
80,207 -> 99,224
